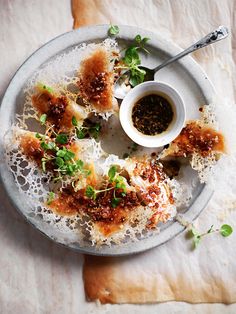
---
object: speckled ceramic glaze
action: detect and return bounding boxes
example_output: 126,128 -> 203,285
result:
0,25 -> 214,256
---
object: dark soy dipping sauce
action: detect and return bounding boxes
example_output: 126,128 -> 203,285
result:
132,93 -> 174,136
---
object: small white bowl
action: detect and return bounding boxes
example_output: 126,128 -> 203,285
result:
119,81 -> 186,148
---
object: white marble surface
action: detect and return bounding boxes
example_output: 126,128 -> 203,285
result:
0,1 -> 236,313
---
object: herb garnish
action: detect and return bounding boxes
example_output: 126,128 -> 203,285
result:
85,185 -> 97,200
108,165 -> 117,181
56,134 -> 68,144
72,116 -> 85,139
134,35 -> 150,53
220,224 -> 233,237
111,195 -> 121,208
72,116 -> 78,127
189,224 -> 233,248
40,114 -> 47,125
108,165 -> 127,193
72,116 -> 101,140
35,132 -> 89,181
123,47 -> 145,87
118,35 -> 150,87
85,165 -> 127,207
47,191 -> 55,205
108,24 -> 119,36
76,128 -> 86,139
37,83 -> 54,94
85,185 -> 114,200
89,123 -> 101,139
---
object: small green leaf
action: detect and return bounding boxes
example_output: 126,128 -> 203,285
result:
37,83 -> 54,94
123,47 -> 140,66
66,164 -> 74,175
188,227 -> 199,238
56,134 -> 68,144
76,128 -> 85,139
47,192 -> 55,205
112,197 -> 121,208
85,185 -> 96,200
35,133 -> 44,140
40,141 -> 56,151
72,116 -> 78,127
135,36 -> 150,53
56,149 -> 66,158
108,165 -> 117,181
40,142 -> 47,150
48,142 -> 57,150
193,235 -> 201,248
116,182 -> 127,193
63,150 -> 75,161
40,114 -> 47,125
108,24 -> 119,36
141,37 -> 150,45
129,67 -> 146,87
75,159 -> 84,170
135,34 -> 142,43
129,73 -> 144,87
89,123 -> 101,139
55,157 -> 64,168
220,224 -> 233,237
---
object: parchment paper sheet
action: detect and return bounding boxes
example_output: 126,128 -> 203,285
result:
72,0 -> 236,305
0,0 -> 236,313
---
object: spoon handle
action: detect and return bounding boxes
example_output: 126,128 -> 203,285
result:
153,25 -> 229,73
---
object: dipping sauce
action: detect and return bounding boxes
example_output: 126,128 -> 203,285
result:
132,94 -> 174,135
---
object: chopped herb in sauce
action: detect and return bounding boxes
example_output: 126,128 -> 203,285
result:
132,94 -> 174,135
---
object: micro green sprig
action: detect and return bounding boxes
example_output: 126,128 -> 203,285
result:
72,116 -> 101,140
40,113 -> 47,126
134,34 -> 150,53
85,185 -> 114,200
47,191 -> 55,205
119,34 -> 150,87
108,24 -> 119,36
189,224 -> 233,248
85,165 -> 127,207
35,132 -> 90,181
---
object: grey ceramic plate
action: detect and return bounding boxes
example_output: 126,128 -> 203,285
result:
0,25 -> 214,256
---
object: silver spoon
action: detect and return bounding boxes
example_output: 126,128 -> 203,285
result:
114,25 -> 229,99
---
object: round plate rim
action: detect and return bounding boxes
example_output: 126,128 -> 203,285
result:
0,24 -> 215,256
